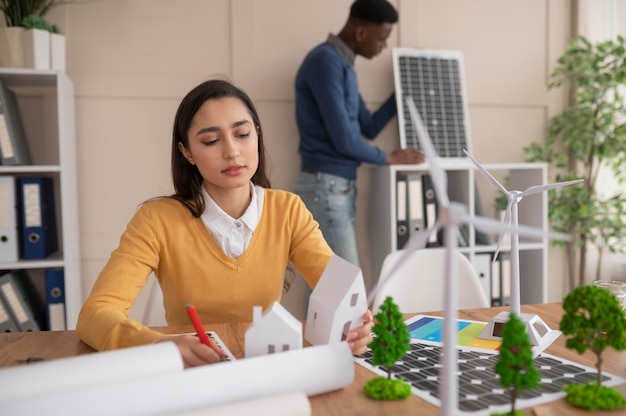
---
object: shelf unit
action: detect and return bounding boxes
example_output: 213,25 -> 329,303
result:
370,161 -> 548,305
0,68 -> 81,330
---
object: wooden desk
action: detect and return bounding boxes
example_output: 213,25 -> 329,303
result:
0,303 -> 624,415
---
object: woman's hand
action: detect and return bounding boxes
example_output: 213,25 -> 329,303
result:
161,334 -> 227,368
347,309 -> 374,355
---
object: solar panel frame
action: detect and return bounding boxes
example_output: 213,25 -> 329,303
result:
393,48 -> 473,159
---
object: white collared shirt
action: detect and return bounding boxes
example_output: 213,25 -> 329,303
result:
201,183 -> 265,258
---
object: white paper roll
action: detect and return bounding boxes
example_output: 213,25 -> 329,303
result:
173,391 -> 311,416
0,342 -> 183,405
1,342 -> 354,416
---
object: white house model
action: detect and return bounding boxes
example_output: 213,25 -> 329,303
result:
244,301 -> 303,358
304,254 -> 368,346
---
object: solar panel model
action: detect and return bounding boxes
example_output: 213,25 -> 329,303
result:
393,48 -> 472,158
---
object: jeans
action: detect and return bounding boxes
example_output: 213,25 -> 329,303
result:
294,171 -> 360,267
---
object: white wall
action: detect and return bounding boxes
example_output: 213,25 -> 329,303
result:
45,0 -> 575,316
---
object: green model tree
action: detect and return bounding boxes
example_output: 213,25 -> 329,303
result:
560,284 -> 626,410
364,296 -> 411,400
493,312 -> 540,416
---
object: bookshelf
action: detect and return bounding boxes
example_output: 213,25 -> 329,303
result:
0,68 -> 81,330
370,162 -> 548,306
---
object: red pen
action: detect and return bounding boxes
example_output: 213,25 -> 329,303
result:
185,303 -> 222,357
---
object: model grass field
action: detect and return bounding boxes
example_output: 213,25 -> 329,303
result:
492,312 -> 540,416
560,284 -> 626,410
364,296 -> 411,400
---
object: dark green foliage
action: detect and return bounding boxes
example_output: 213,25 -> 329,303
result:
0,0 -> 69,27
494,313 -> 540,416
524,35 -> 626,286
364,296 -> 411,400
21,14 -> 53,31
369,296 -> 410,377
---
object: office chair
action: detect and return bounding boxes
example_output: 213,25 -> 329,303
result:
142,275 -> 167,326
371,248 -> 490,314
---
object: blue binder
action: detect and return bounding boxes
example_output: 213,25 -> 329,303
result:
44,269 -> 66,330
18,177 -> 58,259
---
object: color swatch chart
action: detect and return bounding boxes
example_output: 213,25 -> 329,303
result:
406,315 -> 502,350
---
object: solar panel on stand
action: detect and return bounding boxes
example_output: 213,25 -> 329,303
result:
393,48 -> 471,158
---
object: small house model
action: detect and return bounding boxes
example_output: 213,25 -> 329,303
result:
244,301 -> 303,358
304,254 -> 368,345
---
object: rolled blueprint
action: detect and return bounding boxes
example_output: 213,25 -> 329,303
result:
0,341 -> 183,404
2,342 -> 354,416
172,391 -> 311,416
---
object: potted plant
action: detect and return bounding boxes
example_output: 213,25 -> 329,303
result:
21,14 -> 52,69
524,35 -> 626,289
22,14 -> 65,70
0,0 -> 70,68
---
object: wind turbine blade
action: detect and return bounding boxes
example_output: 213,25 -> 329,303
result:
404,222 -> 438,253
367,223 -> 438,305
463,149 -> 509,195
516,223 -> 571,242
405,97 -> 450,207
466,215 -> 570,242
520,179 -> 584,198
493,201 -> 512,261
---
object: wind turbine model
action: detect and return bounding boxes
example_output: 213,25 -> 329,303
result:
463,149 -> 583,315
462,150 -> 581,356
367,97 -> 570,416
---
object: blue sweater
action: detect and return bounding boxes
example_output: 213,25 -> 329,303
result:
295,40 -> 396,180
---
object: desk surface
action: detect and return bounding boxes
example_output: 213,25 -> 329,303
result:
0,303 -> 624,415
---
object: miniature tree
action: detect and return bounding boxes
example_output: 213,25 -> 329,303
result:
493,312 -> 540,416
364,296 -> 411,400
560,284 -> 626,410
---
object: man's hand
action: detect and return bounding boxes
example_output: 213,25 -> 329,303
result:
387,148 -> 425,165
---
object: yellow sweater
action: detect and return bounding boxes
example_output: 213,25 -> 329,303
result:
77,189 -> 333,350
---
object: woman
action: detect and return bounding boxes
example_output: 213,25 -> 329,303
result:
76,79 -> 374,368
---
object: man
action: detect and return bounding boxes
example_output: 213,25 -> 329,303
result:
294,0 -> 423,266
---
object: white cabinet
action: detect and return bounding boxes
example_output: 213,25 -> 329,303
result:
0,68 -> 81,330
369,162 -> 548,305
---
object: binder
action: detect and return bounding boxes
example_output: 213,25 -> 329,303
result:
18,176 -> 58,259
491,257 -> 502,306
407,172 -> 424,237
0,271 -> 40,331
0,80 -> 31,165
422,174 -> 440,247
0,176 -> 19,262
0,294 -> 19,332
395,173 -> 409,249
45,269 -> 66,330
490,254 -> 511,307
500,254 -> 511,306
471,253 -> 492,302
456,226 -> 469,247
473,182 -> 493,245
